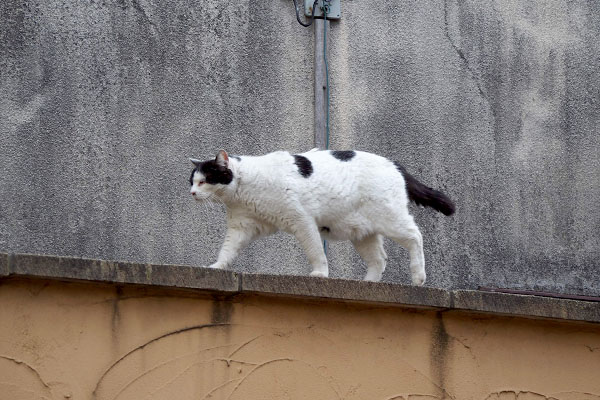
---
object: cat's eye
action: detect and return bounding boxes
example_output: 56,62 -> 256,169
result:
196,181 -> 205,185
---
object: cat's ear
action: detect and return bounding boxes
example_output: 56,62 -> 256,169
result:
189,158 -> 202,166
215,150 -> 229,167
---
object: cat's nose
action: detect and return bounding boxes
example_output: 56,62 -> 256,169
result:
191,191 -> 197,196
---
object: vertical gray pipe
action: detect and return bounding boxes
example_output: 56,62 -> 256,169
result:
314,18 -> 329,150
314,17 -> 330,255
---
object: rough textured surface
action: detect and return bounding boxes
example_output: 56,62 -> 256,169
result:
242,273 -> 453,309
0,253 -> 8,276
452,290 -> 600,323
1,0 -> 599,295
5,252 -> 239,293
2,277 -> 600,400
2,253 -> 599,323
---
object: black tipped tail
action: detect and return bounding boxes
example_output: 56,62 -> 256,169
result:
395,162 -> 455,216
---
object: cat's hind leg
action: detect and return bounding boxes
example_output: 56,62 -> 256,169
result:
291,217 -> 329,278
352,234 -> 387,282
383,218 -> 426,286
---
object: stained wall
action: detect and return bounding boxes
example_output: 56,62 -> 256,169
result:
1,0 -> 599,294
1,278 -> 599,400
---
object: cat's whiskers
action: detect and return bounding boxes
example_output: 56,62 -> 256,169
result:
210,194 -> 225,205
207,195 -> 226,211
195,195 -> 225,215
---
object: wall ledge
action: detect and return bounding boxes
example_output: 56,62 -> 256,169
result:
1,252 -> 599,323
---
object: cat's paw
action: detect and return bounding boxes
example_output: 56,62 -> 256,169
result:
309,271 -> 328,278
207,263 -> 225,269
411,271 -> 426,286
364,269 -> 383,282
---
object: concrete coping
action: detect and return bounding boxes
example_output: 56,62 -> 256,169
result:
1,252 -> 599,323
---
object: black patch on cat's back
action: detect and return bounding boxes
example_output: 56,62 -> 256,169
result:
331,150 -> 356,161
293,155 -> 313,178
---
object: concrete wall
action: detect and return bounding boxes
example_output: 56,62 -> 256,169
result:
2,275 -> 600,400
1,0 -> 599,295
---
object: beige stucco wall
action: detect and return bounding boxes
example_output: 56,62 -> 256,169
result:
1,278 -> 599,400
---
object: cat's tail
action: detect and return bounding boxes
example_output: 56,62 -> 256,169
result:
396,163 -> 455,216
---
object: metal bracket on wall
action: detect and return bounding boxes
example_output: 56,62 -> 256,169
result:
304,0 -> 341,20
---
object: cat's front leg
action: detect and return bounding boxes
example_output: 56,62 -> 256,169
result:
208,226 -> 256,270
291,218 -> 329,278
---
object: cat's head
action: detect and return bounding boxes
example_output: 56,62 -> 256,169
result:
189,150 -> 233,201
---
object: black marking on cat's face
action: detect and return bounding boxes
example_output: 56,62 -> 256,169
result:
190,160 -> 233,185
293,155 -> 313,178
331,150 -> 356,161
320,226 -> 330,233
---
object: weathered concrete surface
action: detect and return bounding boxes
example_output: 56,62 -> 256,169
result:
242,272 -> 453,310
452,289 -> 600,323
1,0 -> 599,295
2,252 -> 240,293
3,253 -> 599,323
0,253 -> 8,276
1,276 -> 600,400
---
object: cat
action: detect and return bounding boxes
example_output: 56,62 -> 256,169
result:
189,149 -> 454,285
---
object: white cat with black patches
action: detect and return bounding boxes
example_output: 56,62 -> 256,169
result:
189,149 -> 454,285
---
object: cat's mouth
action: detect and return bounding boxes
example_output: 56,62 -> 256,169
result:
191,192 -> 218,202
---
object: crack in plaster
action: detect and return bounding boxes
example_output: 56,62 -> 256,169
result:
442,0 -> 494,118
484,391 -> 560,400
445,333 -> 480,365
450,336 -> 471,351
109,344 -> 246,400
118,0 -> 158,36
143,358 -> 252,400
0,355 -> 51,389
552,392 -> 600,399
394,363 -> 454,400
93,323 -> 230,397
228,335 -> 263,357
94,327 -> 346,400
201,378 -> 243,400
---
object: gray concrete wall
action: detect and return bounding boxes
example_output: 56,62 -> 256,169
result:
1,0 -> 599,295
